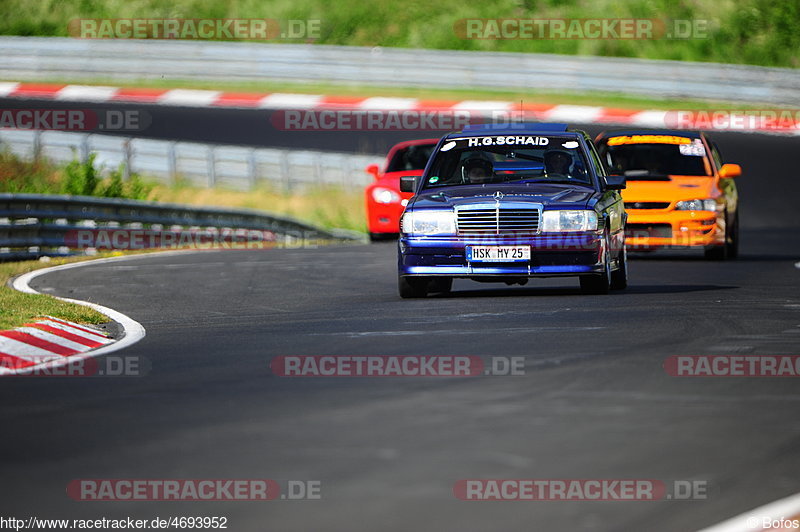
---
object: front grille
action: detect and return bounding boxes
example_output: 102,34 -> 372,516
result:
456,205 -> 541,234
625,223 -> 672,239
624,202 -> 671,210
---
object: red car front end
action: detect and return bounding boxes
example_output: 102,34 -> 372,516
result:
365,138 -> 438,241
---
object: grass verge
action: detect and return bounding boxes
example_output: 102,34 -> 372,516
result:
0,254 -> 115,330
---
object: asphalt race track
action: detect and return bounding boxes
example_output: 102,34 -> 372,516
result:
1,98 -> 800,531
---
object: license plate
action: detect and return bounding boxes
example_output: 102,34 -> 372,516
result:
467,245 -> 531,262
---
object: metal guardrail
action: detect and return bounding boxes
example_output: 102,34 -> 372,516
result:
0,193 -> 361,261
0,129 -> 380,191
1,37 -> 799,105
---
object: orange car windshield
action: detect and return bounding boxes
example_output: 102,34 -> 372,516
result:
598,140 -> 712,178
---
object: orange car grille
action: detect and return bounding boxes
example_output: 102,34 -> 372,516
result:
625,223 -> 672,238
624,202 -> 671,210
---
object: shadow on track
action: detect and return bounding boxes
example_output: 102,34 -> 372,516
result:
431,284 -> 737,298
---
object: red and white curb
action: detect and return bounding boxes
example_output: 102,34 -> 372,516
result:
2,256 -> 147,376
0,81 -> 797,134
0,316 -> 113,374
698,492 -> 800,531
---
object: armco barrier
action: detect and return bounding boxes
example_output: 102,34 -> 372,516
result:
0,193 -> 361,261
0,37 -> 798,105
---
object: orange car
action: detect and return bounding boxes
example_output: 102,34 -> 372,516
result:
595,130 -> 741,259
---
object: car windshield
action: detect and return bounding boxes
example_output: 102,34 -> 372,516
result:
386,143 -> 437,172
421,135 -> 593,190
597,135 -> 712,177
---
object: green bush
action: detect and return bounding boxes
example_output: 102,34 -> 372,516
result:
0,149 -> 155,200
62,152 -> 99,196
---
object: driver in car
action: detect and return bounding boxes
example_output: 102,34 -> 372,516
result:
544,149 -> 574,178
461,157 -> 495,184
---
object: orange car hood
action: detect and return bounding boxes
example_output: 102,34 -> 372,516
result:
622,175 -> 718,203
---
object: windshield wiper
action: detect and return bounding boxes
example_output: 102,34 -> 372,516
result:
510,179 -> 591,186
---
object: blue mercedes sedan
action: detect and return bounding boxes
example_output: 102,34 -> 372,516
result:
397,123 -> 628,298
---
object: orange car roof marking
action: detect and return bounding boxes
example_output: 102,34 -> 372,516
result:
607,135 -> 693,146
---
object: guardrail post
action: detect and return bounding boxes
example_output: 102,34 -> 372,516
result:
123,138 -> 132,180
168,141 -> 177,184
33,130 -> 42,162
280,151 -> 291,194
248,148 -> 257,189
343,155 -> 352,188
314,153 -> 323,186
207,146 -> 216,188
80,134 -> 90,162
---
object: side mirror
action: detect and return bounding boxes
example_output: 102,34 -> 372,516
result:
400,175 -> 419,193
719,163 -> 741,178
605,174 -> 626,190
365,164 -> 380,179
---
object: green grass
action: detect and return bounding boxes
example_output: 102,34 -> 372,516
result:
0,256 -> 112,330
149,180 -> 366,232
0,0 -> 797,68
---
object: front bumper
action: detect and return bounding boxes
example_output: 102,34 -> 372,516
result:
367,201 -> 404,234
398,233 -> 607,277
625,210 -> 723,250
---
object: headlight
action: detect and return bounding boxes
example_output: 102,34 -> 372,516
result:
541,210 -> 598,232
675,199 -> 716,211
400,210 -> 456,235
371,187 -> 401,204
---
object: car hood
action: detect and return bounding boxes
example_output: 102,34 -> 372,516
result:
623,175 -> 718,203
410,184 -> 596,210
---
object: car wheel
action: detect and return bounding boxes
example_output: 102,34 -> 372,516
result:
704,210 -> 731,260
581,237 -> 611,295
726,211 -> 739,259
610,245 -> 628,290
430,277 -> 453,294
398,276 -> 428,298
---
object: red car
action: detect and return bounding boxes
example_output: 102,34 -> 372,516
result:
365,138 -> 438,241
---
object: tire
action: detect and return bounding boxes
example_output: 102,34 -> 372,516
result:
704,210 -> 734,260
610,245 -> 628,291
704,244 -> 727,260
398,276 -> 428,298
430,277 -> 453,294
581,237 -> 611,295
727,211 -> 739,259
